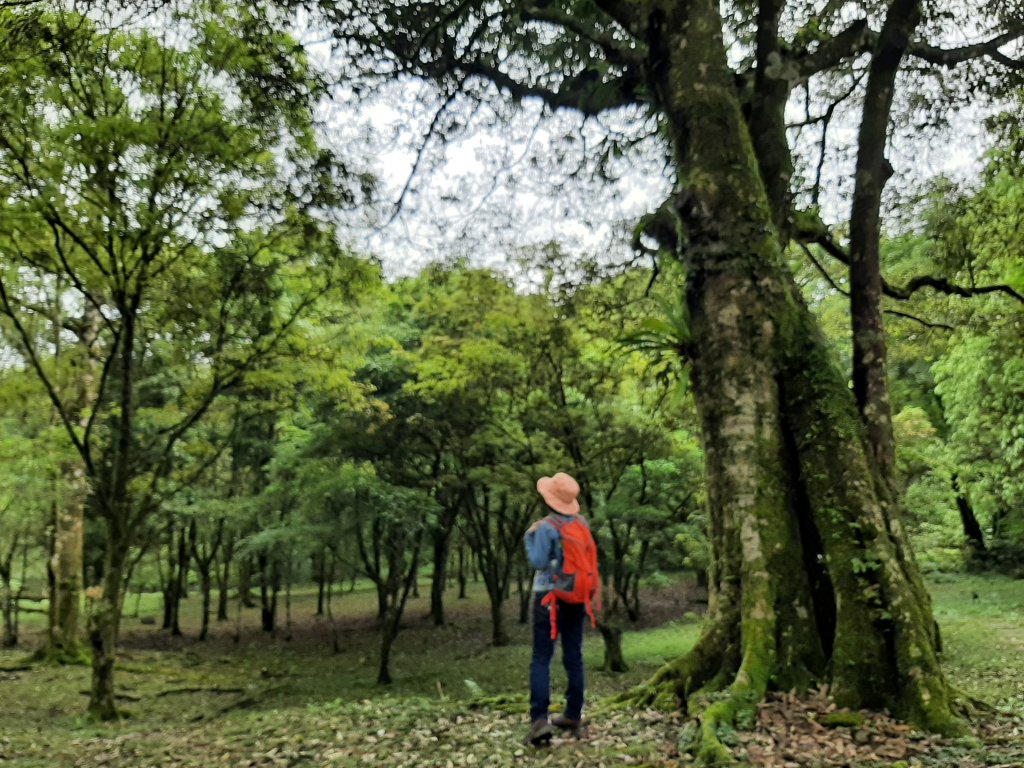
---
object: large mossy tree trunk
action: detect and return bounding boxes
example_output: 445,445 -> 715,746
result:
627,0 -> 963,759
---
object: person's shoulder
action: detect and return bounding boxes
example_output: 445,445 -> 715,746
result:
551,512 -> 590,529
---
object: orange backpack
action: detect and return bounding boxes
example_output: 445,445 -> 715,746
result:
540,514 -> 601,639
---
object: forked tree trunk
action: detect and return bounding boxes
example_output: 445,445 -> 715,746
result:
629,0 -> 962,758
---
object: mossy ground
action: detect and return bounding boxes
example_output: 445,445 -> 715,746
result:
0,574 -> 1021,767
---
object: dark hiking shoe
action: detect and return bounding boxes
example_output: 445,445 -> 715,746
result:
550,714 -> 586,738
524,719 -> 553,746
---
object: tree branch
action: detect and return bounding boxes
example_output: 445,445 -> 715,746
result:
795,218 -> 1024,305
457,56 -> 641,115
909,29 -> 1024,68
0,274 -> 91,470
797,242 -> 953,330
794,19 -> 871,79
519,2 -> 644,69
589,0 -> 644,38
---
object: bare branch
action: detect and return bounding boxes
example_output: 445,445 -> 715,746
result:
797,242 -> 954,330
457,56 -> 641,115
388,82 -> 466,225
909,29 -> 1024,68
890,274 -> 1024,303
884,309 -> 953,331
795,218 -> 1024,305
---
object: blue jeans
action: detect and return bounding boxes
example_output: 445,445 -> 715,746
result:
529,593 -> 585,722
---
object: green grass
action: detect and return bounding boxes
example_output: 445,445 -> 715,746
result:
930,574 -> 1024,714
1,574 -> 1022,767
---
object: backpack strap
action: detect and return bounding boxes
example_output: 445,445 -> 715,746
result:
540,591 -> 558,640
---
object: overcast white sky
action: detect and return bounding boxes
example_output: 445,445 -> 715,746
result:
306,35 -> 996,281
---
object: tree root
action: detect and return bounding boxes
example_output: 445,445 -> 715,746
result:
609,615 -> 767,766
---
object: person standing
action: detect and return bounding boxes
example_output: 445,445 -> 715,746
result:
523,472 -> 599,746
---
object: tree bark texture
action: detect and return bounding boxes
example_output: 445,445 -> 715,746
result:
216,540 -> 233,622
1,540 -> 18,647
87,522 -> 128,720
44,303 -> 101,662
47,472 -> 85,660
430,523 -> 453,626
626,0 -> 963,757
952,475 -> 986,559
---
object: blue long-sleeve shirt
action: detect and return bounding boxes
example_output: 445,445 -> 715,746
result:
524,512 -> 580,593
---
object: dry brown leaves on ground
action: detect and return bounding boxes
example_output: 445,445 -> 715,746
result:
734,687 -> 1024,768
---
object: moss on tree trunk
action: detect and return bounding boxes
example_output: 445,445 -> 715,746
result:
44,468 -> 86,663
620,0 -> 965,760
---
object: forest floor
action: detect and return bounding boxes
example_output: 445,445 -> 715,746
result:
0,574 -> 1022,767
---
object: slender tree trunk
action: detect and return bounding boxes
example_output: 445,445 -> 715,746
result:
170,527 -> 187,636
238,555 -> 256,608
376,544 -> 422,685
43,295 -> 98,663
259,554 -> 278,633
376,581 -> 388,621
198,570 -> 212,641
377,624 -> 395,685
87,524 -> 128,720
315,550 -> 326,617
598,609 -> 628,673
488,586 -> 507,647
429,527 -> 451,625
46,467 -> 86,661
284,557 -> 293,641
747,0 -> 793,239
517,564 -> 529,625
1,544 -> 17,648
457,543 -> 468,599
161,524 -> 179,631
848,0 -> 922,490
326,556 -> 340,654
216,541 -> 232,622
952,475 -> 986,559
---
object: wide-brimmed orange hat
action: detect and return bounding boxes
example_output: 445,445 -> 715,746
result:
536,472 -> 580,516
